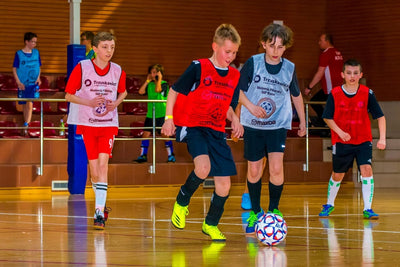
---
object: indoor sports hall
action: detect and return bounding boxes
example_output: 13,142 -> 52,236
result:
1,1 -> 400,266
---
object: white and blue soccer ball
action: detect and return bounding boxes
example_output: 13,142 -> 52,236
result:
255,212 -> 287,246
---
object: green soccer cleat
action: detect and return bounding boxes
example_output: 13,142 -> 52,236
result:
363,209 -> 379,220
171,201 -> 189,229
246,210 -> 264,233
202,221 -> 226,242
319,204 -> 335,217
270,209 -> 283,218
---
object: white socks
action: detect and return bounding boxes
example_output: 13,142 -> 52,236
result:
94,182 -> 108,218
327,177 -> 341,206
361,176 -> 374,210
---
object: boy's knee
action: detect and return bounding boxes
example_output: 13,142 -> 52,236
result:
360,165 -> 373,177
248,163 -> 263,179
332,172 -> 344,181
194,165 -> 210,179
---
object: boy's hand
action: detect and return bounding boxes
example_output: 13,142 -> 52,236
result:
297,122 -> 306,137
161,119 -> 175,137
249,103 -> 267,118
230,117 -> 244,142
156,71 -> 163,81
146,74 -> 152,81
339,131 -> 351,142
106,100 -> 117,111
377,139 -> 386,150
90,95 -> 106,108
17,81 -> 25,90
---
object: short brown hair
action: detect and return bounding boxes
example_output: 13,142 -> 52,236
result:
260,23 -> 294,48
92,32 -> 115,47
148,64 -> 164,75
213,24 -> 241,46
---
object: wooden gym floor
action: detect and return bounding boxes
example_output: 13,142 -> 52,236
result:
0,183 -> 399,266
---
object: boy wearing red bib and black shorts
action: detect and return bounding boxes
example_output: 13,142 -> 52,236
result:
318,59 -> 386,219
162,24 -> 243,241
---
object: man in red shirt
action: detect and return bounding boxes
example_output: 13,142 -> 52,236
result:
305,33 -> 343,128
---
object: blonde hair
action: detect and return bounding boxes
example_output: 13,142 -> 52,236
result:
213,24 -> 241,46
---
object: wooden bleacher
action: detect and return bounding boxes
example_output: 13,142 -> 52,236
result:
0,73 -> 352,188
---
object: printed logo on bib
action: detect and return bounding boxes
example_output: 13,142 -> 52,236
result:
257,97 -> 276,118
210,103 -> 225,121
84,79 -> 92,86
254,75 -> 261,83
203,76 -> 212,86
93,99 -> 112,117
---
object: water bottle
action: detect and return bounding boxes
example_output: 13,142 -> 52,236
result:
34,84 -> 40,98
18,89 -> 23,98
59,119 -> 65,137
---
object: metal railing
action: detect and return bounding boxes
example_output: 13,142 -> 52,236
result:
304,100 -> 328,172
0,97 -> 329,176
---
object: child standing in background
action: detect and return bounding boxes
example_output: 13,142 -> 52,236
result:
12,32 -> 42,130
133,64 -> 175,163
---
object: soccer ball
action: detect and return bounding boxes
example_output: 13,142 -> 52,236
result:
255,212 -> 287,246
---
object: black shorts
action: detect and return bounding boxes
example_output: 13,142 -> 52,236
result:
143,117 -> 165,134
244,127 -> 287,161
176,126 -> 237,177
332,141 -> 372,173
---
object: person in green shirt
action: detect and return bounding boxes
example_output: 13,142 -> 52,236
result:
133,64 -> 175,163
81,31 -> 96,59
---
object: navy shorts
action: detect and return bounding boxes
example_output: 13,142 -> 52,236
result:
176,126 -> 237,177
18,84 -> 38,104
144,117 -> 165,134
244,127 -> 287,161
332,141 -> 372,173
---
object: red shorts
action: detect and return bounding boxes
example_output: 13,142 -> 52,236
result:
77,125 -> 118,160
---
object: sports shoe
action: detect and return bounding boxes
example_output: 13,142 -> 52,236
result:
202,221 -> 226,241
22,122 -> 29,136
94,213 -> 106,230
171,201 -> 189,229
167,154 -> 176,163
104,206 -> 112,221
241,193 -> 252,210
133,155 -> 147,163
270,209 -> 283,218
246,210 -> 264,234
319,204 -> 335,217
363,209 -> 379,220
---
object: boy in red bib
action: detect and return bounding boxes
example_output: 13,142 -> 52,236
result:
162,24 -> 243,241
319,59 -> 386,219
65,32 -> 127,229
